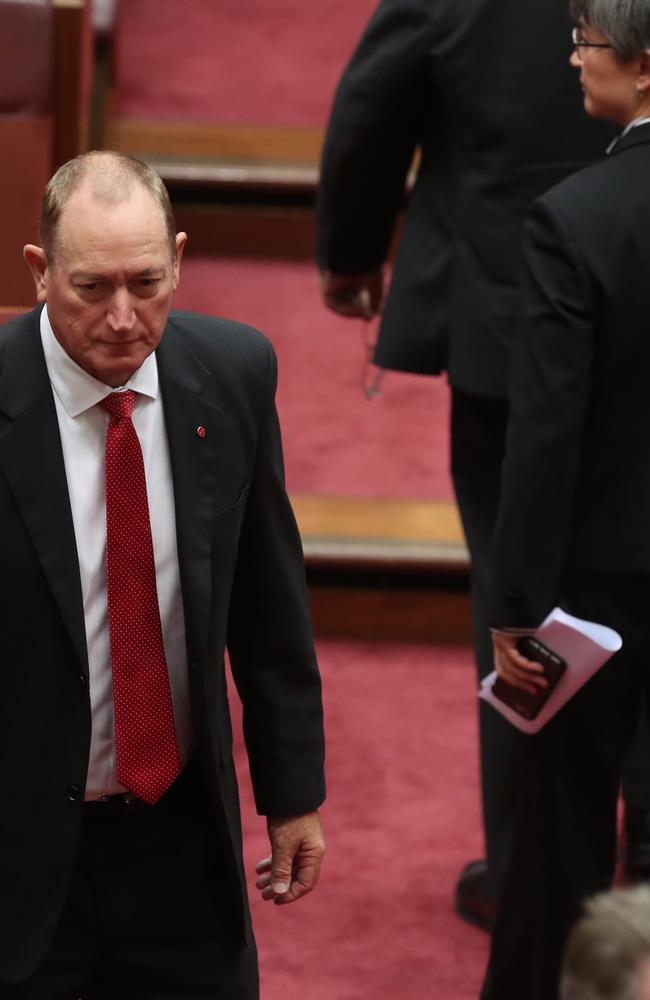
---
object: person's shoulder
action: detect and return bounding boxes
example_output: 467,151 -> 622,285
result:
543,154 -> 611,205
529,151 -> 625,234
0,307 -> 41,360
0,307 -> 40,339
540,129 -> 650,213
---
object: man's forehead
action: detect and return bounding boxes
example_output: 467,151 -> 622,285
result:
60,180 -> 165,232
55,183 -> 169,259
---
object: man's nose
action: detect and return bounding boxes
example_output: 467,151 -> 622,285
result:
106,288 -> 136,331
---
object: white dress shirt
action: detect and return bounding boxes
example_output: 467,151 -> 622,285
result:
40,306 -> 194,799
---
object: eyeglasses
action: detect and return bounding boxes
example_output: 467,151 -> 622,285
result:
572,26 -> 614,62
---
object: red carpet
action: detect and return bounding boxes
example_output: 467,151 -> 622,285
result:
175,257 -> 454,502
233,641 -> 488,999
115,0 -> 377,127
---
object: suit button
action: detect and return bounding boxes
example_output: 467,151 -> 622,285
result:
79,674 -> 87,687
66,784 -> 82,802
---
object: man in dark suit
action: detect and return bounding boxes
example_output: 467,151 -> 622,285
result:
315,0 -> 646,927
483,13 -> 650,993
0,150 -> 325,998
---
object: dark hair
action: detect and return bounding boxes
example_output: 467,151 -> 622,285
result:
570,0 -> 650,61
41,150 -> 176,265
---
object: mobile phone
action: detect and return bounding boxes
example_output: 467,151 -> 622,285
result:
492,636 -> 567,721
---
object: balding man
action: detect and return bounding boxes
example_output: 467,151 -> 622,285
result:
0,151 -> 325,999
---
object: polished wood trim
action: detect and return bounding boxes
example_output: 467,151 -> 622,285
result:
145,156 -> 318,194
106,116 -> 324,165
52,0 -> 91,168
292,495 -> 468,571
292,495 -> 464,543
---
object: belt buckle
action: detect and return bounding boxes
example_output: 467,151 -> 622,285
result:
121,792 -> 143,816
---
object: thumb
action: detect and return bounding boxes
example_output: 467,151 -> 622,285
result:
270,845 -> 293,895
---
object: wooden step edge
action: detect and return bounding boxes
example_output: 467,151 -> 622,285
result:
145,156 -> 319,195
301,534 -> 468,573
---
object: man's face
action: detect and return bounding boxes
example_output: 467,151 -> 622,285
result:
25,181 -> 186,387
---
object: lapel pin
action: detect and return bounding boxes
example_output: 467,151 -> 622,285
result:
196,425 -> 206,438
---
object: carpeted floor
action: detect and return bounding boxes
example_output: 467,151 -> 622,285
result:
174,257 -> 453,502
115,0 -> 378,127
233,640 -> 489,999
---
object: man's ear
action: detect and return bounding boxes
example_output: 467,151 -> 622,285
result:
23,245 -> 49,303
173,232 -> 187,290
636,50 -> 650,95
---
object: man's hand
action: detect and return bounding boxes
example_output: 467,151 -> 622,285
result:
255,811 -> 325,906
320,270 -> 383,318
492,631 -> 548,694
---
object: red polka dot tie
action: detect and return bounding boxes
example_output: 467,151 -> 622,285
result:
100,390 -> 181,805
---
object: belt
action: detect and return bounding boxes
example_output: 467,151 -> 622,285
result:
83,793 -> 147,819
82,759 -> 202,822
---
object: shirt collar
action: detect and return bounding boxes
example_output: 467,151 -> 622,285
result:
40,305 -> 159,418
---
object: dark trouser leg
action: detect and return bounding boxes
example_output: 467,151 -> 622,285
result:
0,838 -> 98,1000
0,764 -> 258,1000
482,575 -> 649,1000
450,387 -> 518,897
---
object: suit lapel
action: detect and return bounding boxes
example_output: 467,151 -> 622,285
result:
156,323 -> 221,662
0,311 -> 88,674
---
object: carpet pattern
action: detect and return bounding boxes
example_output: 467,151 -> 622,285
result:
174,257 -> 454,502
115,0 -> 377,128
234,641 -> 489,999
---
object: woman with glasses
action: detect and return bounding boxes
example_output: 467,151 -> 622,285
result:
482,2 -> 650,999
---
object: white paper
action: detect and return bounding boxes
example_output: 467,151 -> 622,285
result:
479,607 -> 622,734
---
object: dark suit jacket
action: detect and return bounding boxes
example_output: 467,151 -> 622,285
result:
316,0 -> 614,397
0,307 -> 325,982
489,124 -> 650,627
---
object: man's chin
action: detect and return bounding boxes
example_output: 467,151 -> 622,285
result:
85,353 -> 146,388
87,341 -> 156,385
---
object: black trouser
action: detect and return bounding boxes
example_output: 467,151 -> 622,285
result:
482,574 -> 650,1000
0,764 -> 258,1000
450,387 -> 518,897
450,387 -> 650,899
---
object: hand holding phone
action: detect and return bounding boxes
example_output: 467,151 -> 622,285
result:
492,636 -> 567,720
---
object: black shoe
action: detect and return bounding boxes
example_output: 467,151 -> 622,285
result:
624,805 -> 650,881
455,859 -> 497,932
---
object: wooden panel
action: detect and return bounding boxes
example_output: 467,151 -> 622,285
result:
106,116 -> 324,166
174,203 -> 316,260
309,586 -> 472,643
0,118 -> 50,307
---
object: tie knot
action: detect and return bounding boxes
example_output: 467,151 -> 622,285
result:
100,390 -> 136,422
